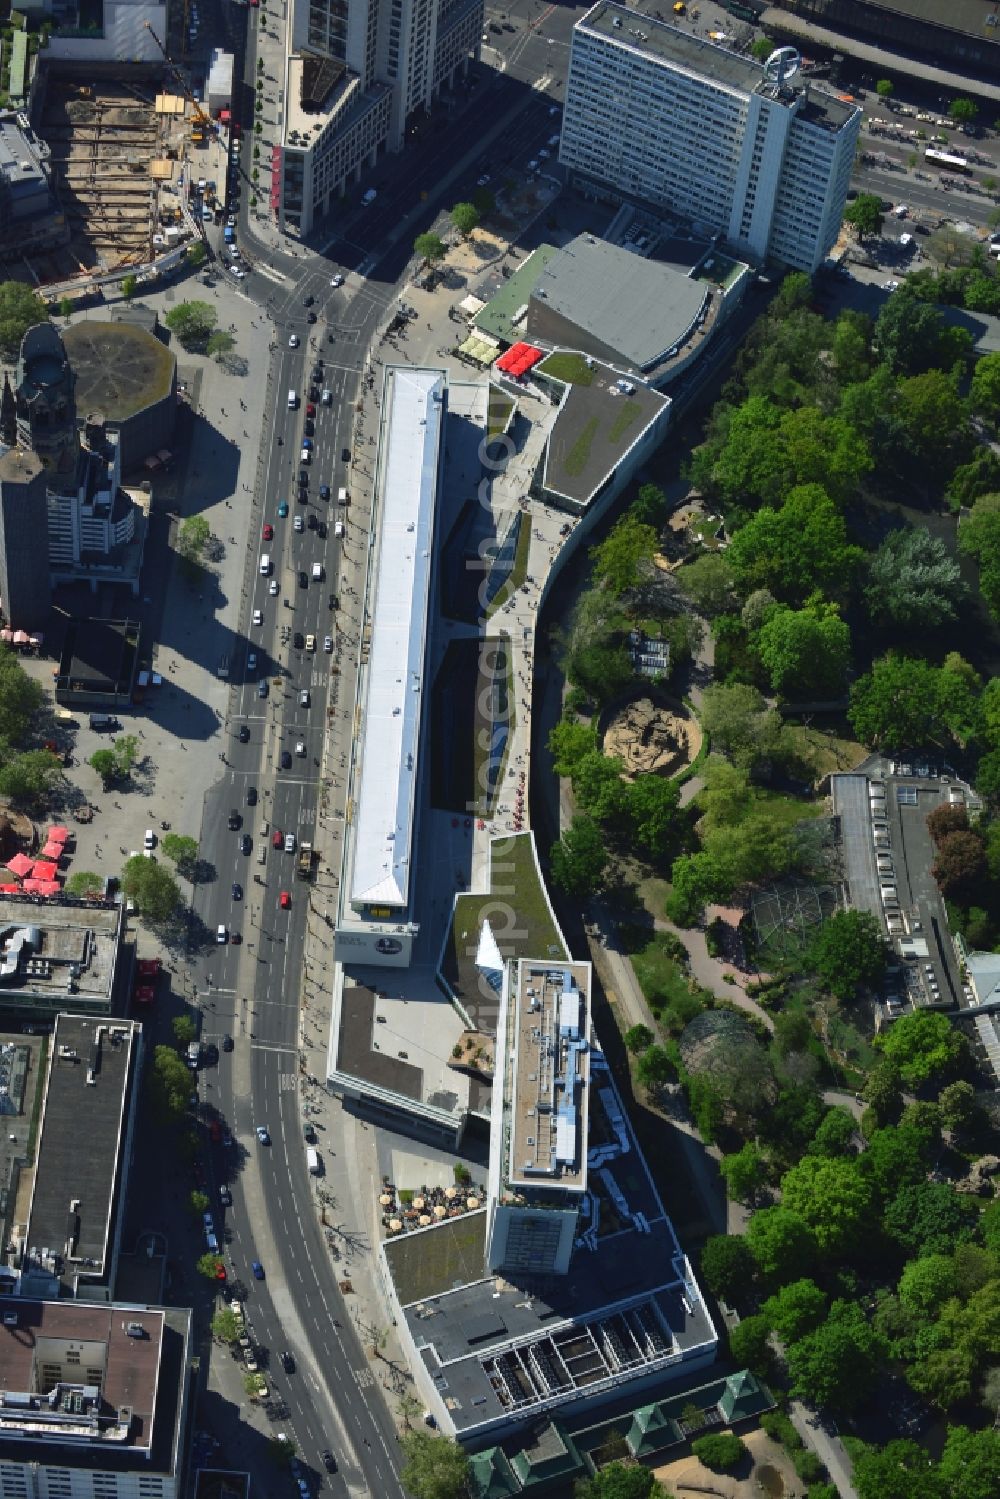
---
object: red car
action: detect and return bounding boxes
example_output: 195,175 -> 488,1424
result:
137,957 -> 161,978
272,829 -> 284,849
215,1262 -> 227,1282
263,522 -> 274,541
279,890 -> 291,909
134,985 -> 156,1005
306,402 -> 316,417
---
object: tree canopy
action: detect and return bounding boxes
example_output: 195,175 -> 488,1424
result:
549,815 -> 607,896
414,232 -> 446,265
449,201 -> 480,237
808,909 -> 887,1001
0,281 -> 49,360
780,1154 -> 876,1255
844,192 -> 885,241
755,603 -> 851,699
121,856 -> 182,925
164,300 -> 218,350
591,513 -> 659,596
399,1430 -> 471,1499
849,653 -> 980,749
864,528 -> 966,633
875,1009 -> 968,1089
725,482 -> 862,602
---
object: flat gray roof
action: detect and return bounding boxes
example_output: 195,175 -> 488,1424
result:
386,1056 -> 716,1435
507,960 -> 591,1192
350,367 -> 444,909
531,235 -> 708,371
541,364 -> 668,508
0,897 -> 122,1011
580,3 -> 855,128
24,1015 -> 138,1290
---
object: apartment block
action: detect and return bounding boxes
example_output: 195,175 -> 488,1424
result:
560,3 -> 860,273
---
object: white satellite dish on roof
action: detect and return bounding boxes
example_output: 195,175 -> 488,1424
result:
764,46 -> 801,88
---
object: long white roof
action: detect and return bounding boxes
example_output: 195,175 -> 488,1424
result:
350,367 -> 443,909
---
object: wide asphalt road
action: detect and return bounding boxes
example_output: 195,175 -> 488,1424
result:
184,262 -> 407,1496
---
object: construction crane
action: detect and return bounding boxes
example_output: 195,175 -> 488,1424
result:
143,20 -> 211,128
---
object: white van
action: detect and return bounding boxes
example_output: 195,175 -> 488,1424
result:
337,486 -> 348,506
288,389 -> 298,409
335,519 -> 345,539
312,562 -> 323,581
260,553 -> 271,575
306,1147 -> 321,1175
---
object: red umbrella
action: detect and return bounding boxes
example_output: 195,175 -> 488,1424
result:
5,853 -> 32,878
31,861 -> 59,881
22,879 -> 45,894
47,826 -> 69,843
41,842 -> 63,861
0,883 -> 21,893
35,880 -> 61,896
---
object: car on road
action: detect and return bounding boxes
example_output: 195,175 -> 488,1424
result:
284,832 -> 297,853
258,680 -> 269,699
232,882 -> 243,901
294,514 -> 304,532
288,334 -> 299,348
306,311 -> 317,323
324,635 -> 333,653
321,1451 -> 337,1474
280,1351 -> 295,1373
251,1259 -> 265,1279
268,575 -> 278,595
299,570 -> 308,588
219,1185 -> 232,1206
477,173 -> 491,187
295,740 -> 306,757
304,295 -> 314,307
305,632 -> 316,652
302,436 -> 313,449
223,1032 -> 234,1052
216,924 -> 228,943
317,520 -> 327,539
299,689 -> 310,708
306,402 -> 316,417
330,273 -> 344,287
272,829 -> 284,848
228,808 -> 242,830
280,750 -> 292,770
307,512 -> 317,530
277,501 -> 289,518
319,484 -> 330,503
240,832 -> 252,854
294,631 -> 304,648
298,467 -> 309,484
280,890 -> 291,909
215,1263 -> 227,1282
262,522 -> 273,541
246,786 -> 257,807
252,608 -> 263,626
144,828 -> 155,851
255,1126 -> 270,1145
238,724 -> 250,742
341,446 -> 351,463
247,652 -> 257,673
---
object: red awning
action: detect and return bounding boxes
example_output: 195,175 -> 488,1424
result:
31,861 -> 59,881
496,342 -> 544,378
41,842 -> 63,861
48,826 -> 70,842
5,853 -> 32,878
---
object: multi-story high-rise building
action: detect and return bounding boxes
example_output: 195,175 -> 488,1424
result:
0,323 -> 147,626
560,3 -> 861,274
277,0 -> 484,235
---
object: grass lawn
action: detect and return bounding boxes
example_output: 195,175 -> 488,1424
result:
782,720 -> 866,779
608,398 -> 642,443
471,637 -> 512,814
564,416 -> 599,476
486,518 -> 531,618
488,387 -> 514,438
539,351 -> 595,386
629,931 -> 692,1012
634,873 -> 671,924
443,834 -> 567,1005
756,787 -> 825,829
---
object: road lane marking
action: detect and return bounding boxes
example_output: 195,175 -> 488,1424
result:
250,1041 -> 298,1053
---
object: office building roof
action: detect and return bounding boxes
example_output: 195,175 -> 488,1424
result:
0,896 -> 122,1012
506,960 -> 591,1192
350,367 -> 443,909
530,235 -> 708,372
472,245 -> 560,345
0,1296 -> 190,1476
386,1055 -> 715,1436
23,1015 -> 138,1291
0,1298 -> 160,1450
581,3 -> 855,127
541,364 -> 668,508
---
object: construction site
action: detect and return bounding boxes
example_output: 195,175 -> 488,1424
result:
31,65 -> 221,285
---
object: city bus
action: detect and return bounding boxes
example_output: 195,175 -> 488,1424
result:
925,148 -> 971,174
